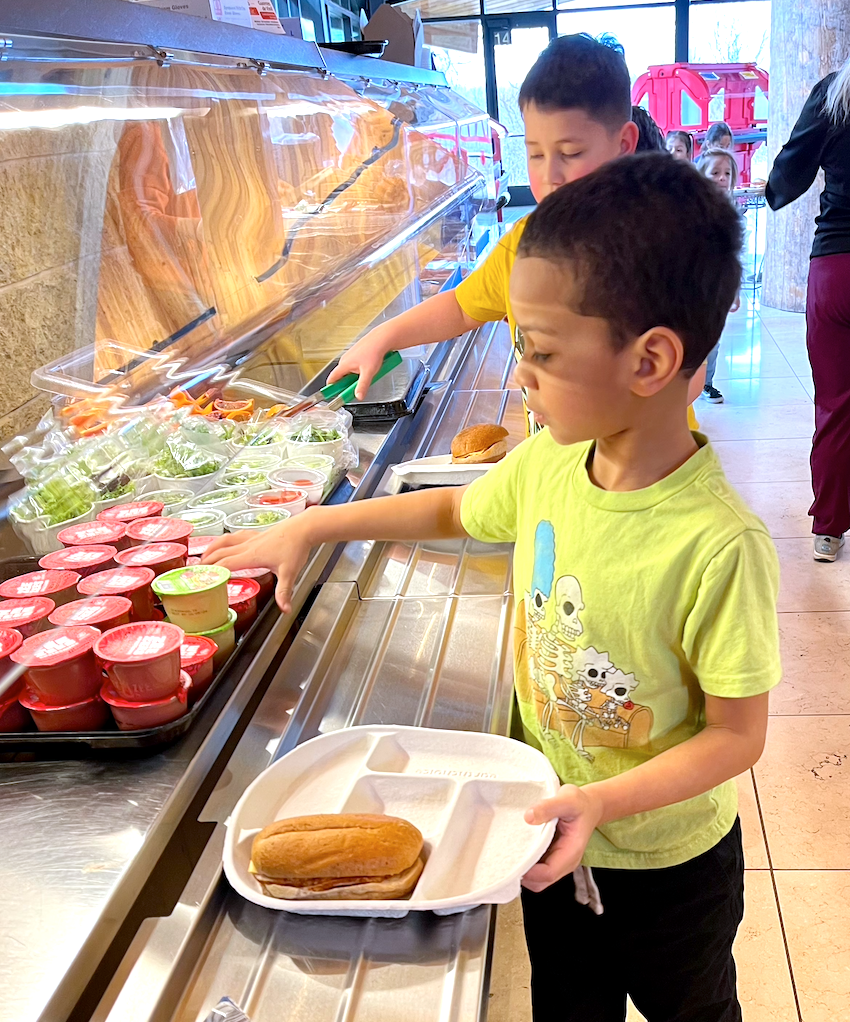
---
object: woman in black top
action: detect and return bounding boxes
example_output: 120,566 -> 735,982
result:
767,66 -> 850,562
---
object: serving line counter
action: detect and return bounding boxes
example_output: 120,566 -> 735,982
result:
92,322 -> 525,1022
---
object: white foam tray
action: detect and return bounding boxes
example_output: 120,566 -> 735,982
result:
224,725 -> 560,917
391,454 -> 494,487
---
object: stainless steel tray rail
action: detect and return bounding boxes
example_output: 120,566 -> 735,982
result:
95,323 -> 521,1022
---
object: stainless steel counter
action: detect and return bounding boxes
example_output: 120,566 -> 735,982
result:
92,322 -> 523,1022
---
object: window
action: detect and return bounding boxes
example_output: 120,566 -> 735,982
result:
689,1 -> 771,71
555,7 -> 676,86
426,22 -> 488,112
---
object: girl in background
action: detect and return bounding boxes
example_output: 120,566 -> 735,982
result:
706,120 -> 734,149
665,130 -> 693,161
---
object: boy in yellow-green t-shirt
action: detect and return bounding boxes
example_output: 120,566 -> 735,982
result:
206,154 -> 780,1021
327,34 -> 703,432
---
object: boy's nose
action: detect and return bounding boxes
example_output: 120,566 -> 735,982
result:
513,360 -> 536,390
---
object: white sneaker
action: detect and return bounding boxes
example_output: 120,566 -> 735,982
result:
813,535 -> 845,562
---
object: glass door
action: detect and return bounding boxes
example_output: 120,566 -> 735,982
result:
486,14 -> 555,206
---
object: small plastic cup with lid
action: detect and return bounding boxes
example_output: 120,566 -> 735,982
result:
152,564 -> 231,633
224,508 -> 290,533
187,534 -> 216,559
221,466 -> 276,496
176,508 -> 226,537
97,500 -> 164,525
267,468 -> 326,506
58,518 -> 129,551
280,453 -> 336,477
39,544 -> 117,578
179,635 -> 218,703
101,670 -> 191,731
10,625 -> 103,705
115,542 -> 187,576
227,577 -> 261,636
19,689 -> 110,733
186,487 -> 249,516
246,487 -> 307,516
78,566 -> 156,621
183,609 -> 237,670
141,488 -> 194,516
49,595 -> 133,632
231,567 -> 275,605
0,690 -> 31,732
0,596 -> 55,638
0,569 -> 81,608
0,627 -> 24,700
93,620 -> 185,701
125,516 -> 194,548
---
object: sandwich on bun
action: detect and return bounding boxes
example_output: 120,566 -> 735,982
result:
451,424 -> 509,465
249,813 -> 424,901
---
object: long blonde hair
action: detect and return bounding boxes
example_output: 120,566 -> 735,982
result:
824,56 -> 850,123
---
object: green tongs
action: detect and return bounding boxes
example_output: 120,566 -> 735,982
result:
283,350 -> 403,417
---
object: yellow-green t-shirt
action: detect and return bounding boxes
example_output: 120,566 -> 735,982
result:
455,217 -> 700,432
460,430 -> 781,870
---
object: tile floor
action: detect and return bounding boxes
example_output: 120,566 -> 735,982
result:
487,294 -> 850,1022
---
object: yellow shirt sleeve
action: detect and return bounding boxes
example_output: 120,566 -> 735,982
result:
455,217 -> 527,327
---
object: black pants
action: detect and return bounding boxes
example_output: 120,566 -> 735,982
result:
521,819 -> 744,1022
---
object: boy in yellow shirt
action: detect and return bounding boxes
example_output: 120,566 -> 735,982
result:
328,34 -> 704,429
206,154 -> 779,1020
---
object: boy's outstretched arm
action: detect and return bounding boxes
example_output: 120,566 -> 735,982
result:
522,691 -> 769,892
204,486 -> 470,612
326,290 -> 484,399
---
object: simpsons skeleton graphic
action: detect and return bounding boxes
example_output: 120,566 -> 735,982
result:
522,520 -> 653,757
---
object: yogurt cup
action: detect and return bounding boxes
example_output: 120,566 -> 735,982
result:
183,609 -> 237,670
267,468 -> 326,506
11,625 -> 102,705
0,569 -> 81,608
78,567 -> 156,621
0,692 -> 31,733
0,596 -> 55,638
246,488 -> 307,516
48,595 -> 133,632
187,535 -> 216,559
152,565 -> 231,633
231,567 -> 275,605
176,508 -> 226,537
227,577 -> 261,636
115,542 -> 188,576
187,487 -> 249,516
0,628 -> 24,699
39,544 -> 117,578
224,508 -> 290,533
58,519 -> 128,551
19,689 -> 110,732
125,517 -> 194,548
101,671 -> 190,731
179,635 -> 218,703
93,620 -> 185,701
101,670 -> 190,730
97,500 -> 164,525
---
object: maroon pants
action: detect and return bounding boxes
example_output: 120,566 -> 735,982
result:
807,253 -> 850,535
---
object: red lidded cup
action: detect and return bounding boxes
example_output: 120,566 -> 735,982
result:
115,542 -> 187,576
179,635 -> 218,703
0,569 -> 81,608
226,577 -> 261,636
97,501 -> 164,525
10,625 -> 102,705
0,627 -> 25,700
93,620 -> 184,701
124,517 -> 193,548
230,567 -> 275,604
57,519 -> 129,551
19,689 -> 110,732
78,566 -> 156,621
187,535 -> 215,559
0,596 -> 55,638
49,595 -> 132,632
101,670 -> 190,731
39,544 -> 117,578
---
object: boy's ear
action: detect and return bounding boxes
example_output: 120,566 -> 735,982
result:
620,121 -> 639,156
630,327 -> 685,398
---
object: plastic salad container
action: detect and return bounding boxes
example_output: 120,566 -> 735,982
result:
0,596 -> 55,638
187,487 -> 249,515
58,519 -> 128,551
179,635 -> 218,702
78,566 -> 156,621
224,508 -> 290,532
11,625 -> 103,705
19,689 -> 111,732
142,488 -> 194,515
49,595 -> 133,632
152,565 -> 231,633
227,577 -> 261,635
246,488 -> 307,516
281,453 -> 336,477
175,508 -> 226,537
102,670 -> 191,731
39,544 -> 117,578
267,468 -> 326,506
94,620 -> 185,701
221,467 -> 274,496
0,569 -> 81,608
115,542 -> 187,576
285,423 -> 345,462
125,516 -> 194,547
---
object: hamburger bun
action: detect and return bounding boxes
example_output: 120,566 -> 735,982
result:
451,424 -> 509,465
249,813 -> 424,901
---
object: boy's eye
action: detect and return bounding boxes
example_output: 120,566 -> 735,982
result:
532,351 -> 551,364
527,153 -> 543,161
